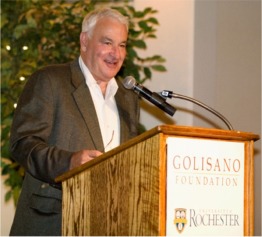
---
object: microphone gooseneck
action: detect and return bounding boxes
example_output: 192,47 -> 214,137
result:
160,90 -> 234,130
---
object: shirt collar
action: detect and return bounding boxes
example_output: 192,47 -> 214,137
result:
79,56 -> 118,99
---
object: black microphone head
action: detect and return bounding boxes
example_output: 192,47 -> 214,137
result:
123,76 -> 136,89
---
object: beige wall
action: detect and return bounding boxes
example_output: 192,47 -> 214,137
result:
137,0 -> 261,235
135,0 -> 196,127
193,1 -> 261,235
1,0 -> 261,235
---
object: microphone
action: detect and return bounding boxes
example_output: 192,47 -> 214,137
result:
123,76 -> 176,116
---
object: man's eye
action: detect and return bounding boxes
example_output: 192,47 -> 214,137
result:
120,44 -> 126,48
105,41 -> 112,45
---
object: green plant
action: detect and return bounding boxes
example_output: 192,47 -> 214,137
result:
1,0 -> 166,205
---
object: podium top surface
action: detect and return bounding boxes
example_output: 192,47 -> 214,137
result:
55,125 -> 259,183
154,125 -> 260,140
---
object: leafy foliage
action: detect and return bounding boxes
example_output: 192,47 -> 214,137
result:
114,5 -> 166,83
1,0 -> 166,205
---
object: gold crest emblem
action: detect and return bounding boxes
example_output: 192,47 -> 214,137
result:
174,208 -> 187,233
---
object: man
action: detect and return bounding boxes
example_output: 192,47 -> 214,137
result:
9,8 -> 140,236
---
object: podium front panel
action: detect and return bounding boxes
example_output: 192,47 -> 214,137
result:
58,125 -> 259,236
165,137 -> 245,235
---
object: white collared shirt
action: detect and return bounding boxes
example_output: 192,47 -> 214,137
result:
79,56 -> 120,152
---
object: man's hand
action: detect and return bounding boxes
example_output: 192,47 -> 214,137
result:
70,150 -> 103,170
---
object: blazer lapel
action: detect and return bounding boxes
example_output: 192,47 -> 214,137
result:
70,60 -> 104,151
115,84 -> 131,143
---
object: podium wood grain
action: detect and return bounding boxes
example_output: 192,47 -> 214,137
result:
61,133 -> 166,236
56,125 -> 259,236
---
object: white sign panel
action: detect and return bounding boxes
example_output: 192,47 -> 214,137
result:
166,137 -> 245,236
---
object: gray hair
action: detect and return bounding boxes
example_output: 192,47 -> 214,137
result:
82,8 -> 129,38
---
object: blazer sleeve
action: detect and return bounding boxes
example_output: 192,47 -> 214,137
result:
10,67 -> 73,184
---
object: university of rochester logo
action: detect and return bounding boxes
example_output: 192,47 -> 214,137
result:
174,208 -> 187,233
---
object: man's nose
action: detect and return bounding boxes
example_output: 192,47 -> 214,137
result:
110,45 -> 121,58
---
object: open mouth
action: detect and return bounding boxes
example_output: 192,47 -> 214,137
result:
105,59 -> 118,68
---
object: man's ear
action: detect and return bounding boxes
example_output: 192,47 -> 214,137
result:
80,32 -> 88,52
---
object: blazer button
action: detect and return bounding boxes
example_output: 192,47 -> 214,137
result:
41,183 -> 48,189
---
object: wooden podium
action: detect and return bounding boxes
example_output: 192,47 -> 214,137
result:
56,125 -> 259,236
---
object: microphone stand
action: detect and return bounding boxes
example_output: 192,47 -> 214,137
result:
160,90 -> 234,131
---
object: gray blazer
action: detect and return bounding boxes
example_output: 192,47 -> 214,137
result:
9,59 -> 140,236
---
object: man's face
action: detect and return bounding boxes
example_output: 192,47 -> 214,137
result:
80,17 -> 128,83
